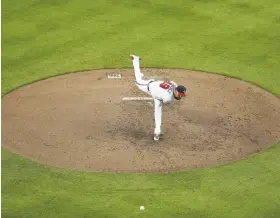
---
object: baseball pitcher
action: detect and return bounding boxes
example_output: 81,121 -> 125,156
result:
130,54 -> 187,141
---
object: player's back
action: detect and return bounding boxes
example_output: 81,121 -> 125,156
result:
148,80 -> 177,103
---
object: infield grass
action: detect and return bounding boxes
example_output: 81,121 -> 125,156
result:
2,0 -> 280,217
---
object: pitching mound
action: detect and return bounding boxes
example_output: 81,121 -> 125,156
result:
2,68 -> 280,173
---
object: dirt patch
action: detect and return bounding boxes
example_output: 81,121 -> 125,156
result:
2,68 -> 280,173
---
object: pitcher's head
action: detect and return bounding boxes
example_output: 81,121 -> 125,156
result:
174,85 -> 187,100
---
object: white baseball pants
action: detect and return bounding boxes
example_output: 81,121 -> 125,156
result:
131,57 -> 162,135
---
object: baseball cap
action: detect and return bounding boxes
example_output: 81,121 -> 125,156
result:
176,85 -> 187,96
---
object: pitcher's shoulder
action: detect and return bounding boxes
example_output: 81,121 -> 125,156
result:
169,81 -> 178,87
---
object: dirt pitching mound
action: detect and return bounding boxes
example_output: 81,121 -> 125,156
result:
2,68 -> 280,173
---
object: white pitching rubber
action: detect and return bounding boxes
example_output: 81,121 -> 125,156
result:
122,97 -> 153,101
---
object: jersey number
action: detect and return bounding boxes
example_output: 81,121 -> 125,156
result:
159,82 -> 171,89
159,82 -> 173,93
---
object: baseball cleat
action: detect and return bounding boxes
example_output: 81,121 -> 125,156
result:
153,134 -> 160,141
130,54 -> 140,60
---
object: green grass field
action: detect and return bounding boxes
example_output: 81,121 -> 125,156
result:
2,0 -> 280,217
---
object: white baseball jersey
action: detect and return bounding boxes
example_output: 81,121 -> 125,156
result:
148,80 -> 178,104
